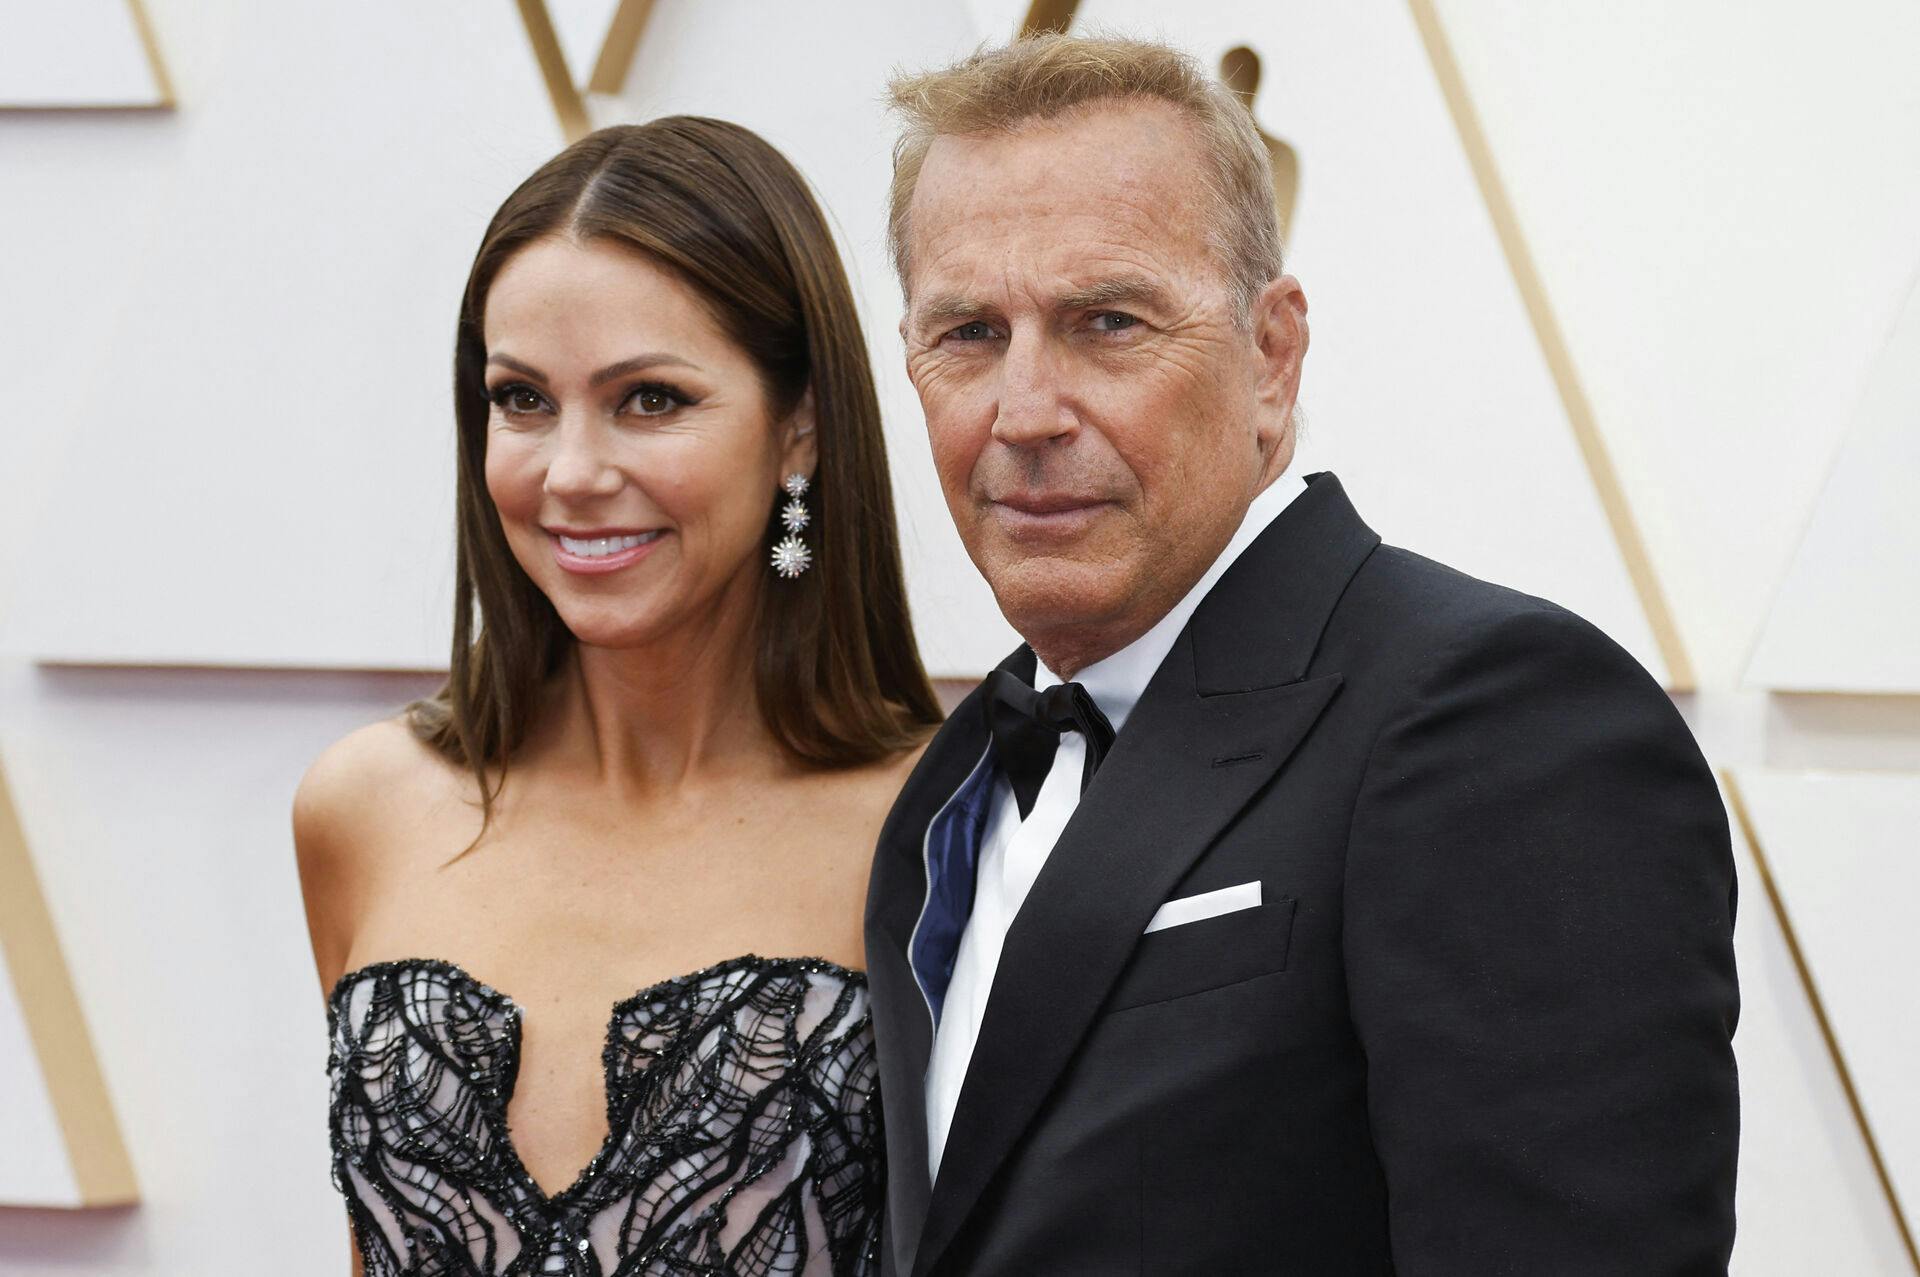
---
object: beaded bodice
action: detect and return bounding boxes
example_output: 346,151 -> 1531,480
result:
326,955 -> 883,1276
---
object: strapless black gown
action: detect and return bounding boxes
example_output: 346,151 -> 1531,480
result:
325,955 -> 883,1275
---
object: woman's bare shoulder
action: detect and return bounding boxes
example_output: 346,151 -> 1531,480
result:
816,730 -> 936,817
295,718 -> 460,843
293,717 -> 472,991
883,731 -> 936,787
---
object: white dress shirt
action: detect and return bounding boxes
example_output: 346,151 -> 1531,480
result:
924,470 -> 1310,1179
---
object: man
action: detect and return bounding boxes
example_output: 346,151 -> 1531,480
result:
866,34 -> 1739,1277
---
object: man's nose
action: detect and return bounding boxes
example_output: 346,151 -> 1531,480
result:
991,326 -> 1076,448
543,414 -> 623,499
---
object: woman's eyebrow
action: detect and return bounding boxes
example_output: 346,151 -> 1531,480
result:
485,352 -> 547,380
587,353 -> 702,386
484,352 -> 702,384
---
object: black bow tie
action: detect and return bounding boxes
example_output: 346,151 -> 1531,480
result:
984,669 -> 1117,820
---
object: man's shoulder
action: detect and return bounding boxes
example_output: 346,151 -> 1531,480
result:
1333,541 -> 1655,690
1354,539 -> 1552,614
1314,542 -> 1702,796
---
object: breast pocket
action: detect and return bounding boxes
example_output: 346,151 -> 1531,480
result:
1103,896 -> 1298,1012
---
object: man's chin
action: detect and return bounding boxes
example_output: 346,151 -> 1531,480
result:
981,554 -> 1137,644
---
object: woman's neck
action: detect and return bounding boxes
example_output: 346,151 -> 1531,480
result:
537,578 -> 787,796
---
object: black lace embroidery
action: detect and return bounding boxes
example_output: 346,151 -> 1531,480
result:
326,955 -> 883,1276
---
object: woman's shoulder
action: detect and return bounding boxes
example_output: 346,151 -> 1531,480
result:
799,731 -> 934,819
879,731 -> 936,788
295,717 -> 461,845
294,718 -> 477,981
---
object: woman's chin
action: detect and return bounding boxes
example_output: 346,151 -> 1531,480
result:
536,553 -> 761,654
553,607 -> 671,653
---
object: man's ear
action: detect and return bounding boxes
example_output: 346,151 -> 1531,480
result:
1252,275 -> 1309,449
781,386 -> 819,480
1253,275 -> 1309,401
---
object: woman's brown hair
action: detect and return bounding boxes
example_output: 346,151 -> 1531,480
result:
408,118 -> 941,829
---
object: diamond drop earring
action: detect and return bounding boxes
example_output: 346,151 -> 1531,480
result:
770,472 -> 813,578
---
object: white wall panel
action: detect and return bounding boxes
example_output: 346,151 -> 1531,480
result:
0,665 -> 439,1266
545,0 -> 625,90
1747,265 -> 1920,692
1433,0 -> 1920,685
1725,783 -> 1916,1273
2,0 -> 1918,1270
1736,768 -> 1920,1247
0,958 -> 80,1207
0,0 -> 166,109
1071,0 -> 1669,682
16,0 -> 560,669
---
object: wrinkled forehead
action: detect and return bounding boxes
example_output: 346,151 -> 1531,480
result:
903,101 -> 1220,309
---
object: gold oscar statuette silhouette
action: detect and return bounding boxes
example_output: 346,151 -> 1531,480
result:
1219,45 -> 1299,247
1011,7 -> 1298,248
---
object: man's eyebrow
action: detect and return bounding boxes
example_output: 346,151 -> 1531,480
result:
906,276 -> 1171,330
1057,276 -> 1173,313
911,294 -> 992,329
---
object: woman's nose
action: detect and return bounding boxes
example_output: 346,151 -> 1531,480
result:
542,416 -> 623,499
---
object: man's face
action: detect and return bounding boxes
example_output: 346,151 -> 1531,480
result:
901,99 -> 1307,673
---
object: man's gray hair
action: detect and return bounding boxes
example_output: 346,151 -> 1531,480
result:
886,33 -> 1285,322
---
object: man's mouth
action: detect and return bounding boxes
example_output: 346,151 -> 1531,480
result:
992,493 -> 1107,516
987,494 -> 1113,540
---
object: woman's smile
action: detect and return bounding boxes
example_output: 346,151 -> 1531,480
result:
546,527 -> 669,574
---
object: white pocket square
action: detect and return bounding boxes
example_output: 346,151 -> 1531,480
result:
1143,880 -> 1262,935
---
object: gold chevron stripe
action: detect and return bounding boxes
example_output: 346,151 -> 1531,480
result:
514,0 -> 591,143
1406,0 -> 1693,690
1009,0 -> 1691,690
1722,770 -> 1919,1272
0,0 -> 174,112
126,0 -> 174,107
589,0 -> 658,95
0,761 -> 138,1206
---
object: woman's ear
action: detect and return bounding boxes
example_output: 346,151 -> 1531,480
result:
782,386 -> 819,480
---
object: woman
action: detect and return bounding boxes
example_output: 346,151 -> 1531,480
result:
295,118 -> 941,1276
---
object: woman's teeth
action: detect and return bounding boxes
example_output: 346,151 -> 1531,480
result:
557,531 -> 661,557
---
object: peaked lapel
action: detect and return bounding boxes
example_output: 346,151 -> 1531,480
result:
909,471 -> 1381,1276
864,647 -> 1027,1275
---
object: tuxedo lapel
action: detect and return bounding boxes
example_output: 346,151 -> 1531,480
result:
909,472 -> 1380,1276
865,649 -> 1027,1274
910,662 -> 1342,1274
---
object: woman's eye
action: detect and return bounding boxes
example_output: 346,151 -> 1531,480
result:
625,384 -> 685,417
1091,312 -> 1139,332
491,384 -> 547,414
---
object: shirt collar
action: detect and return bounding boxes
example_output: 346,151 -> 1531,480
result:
1035,470 -> 1308,734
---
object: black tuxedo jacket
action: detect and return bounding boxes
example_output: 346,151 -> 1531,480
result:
864,472 -> 1739,1275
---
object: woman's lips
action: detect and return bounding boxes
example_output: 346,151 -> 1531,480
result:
547,529 -> 667,574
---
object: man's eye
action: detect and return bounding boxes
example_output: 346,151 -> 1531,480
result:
1091,312 -> 1139,332
947,321 -> 996,342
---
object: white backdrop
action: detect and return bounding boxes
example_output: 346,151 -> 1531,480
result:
10,0 -> 1673,681
2,0 -> 1917,1271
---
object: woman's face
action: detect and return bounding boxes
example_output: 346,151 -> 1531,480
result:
481,235 -> 813,652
